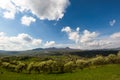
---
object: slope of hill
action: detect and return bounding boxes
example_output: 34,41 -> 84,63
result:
0,47 -> 120,57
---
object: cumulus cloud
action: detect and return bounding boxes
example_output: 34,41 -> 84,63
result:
44,41 -> 55,47
109,19 -> 116,26
0,0 -> 70,20
0,32 -> 5,36
0,32 -> 57,50
62,26 -> 80,43
62,26 -> 71,33
62,26 -> 120,49
110,32 -> 120,39
0,32 -> 42,51
3,11 -> 15,19
0,0 -> 16,19
21,16 -> 36,26
80,30 -> 99,43
62,26 -> 98,43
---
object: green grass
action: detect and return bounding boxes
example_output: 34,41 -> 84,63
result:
0,64 -> 120,80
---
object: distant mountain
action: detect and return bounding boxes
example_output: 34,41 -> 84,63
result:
32,48 -> 43,51
31,47 -> 72,51
97,47 -> 120,51
0,50 -> 5,52
0,47 -> 120,57
45,47 -> 72,50
0,47 -> 74,56
112,47 -> 120,50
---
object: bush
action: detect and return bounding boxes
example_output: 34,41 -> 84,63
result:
115,52 -> 120,63
76,59 -> 90,70
10,61 -> 19,65
0,60 -> 2,66
1,53 -> 120,74
16,62 -> 27,73
45,60 -> 57,73
107,54 -> 117,64
56,59 -> 65,73
34,60 -> 57,73
27,62 -> 34,74
31,61 -> 48,73
90,56 -> 106,65
1,62 -> 16,71
1,62 -> 10,69
64,61 -> 75,72
38,61 -> 47,73
8,64 -> 16,72
117,52 -> 120,56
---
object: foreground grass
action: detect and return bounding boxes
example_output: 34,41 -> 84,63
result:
0,64 -> 120,80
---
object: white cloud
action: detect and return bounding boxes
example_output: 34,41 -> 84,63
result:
0,32 -> 5,36
0,0 -> 16,19
32,39 -> 42,46
109,19 -> 116,26
21,16 -> 36,26
0,0 -> 70,20
61,26 -> 120,50
0,32 -> 42,51
62,26 -> 98,43
62,26 -> 80,43
3,11 -> 15,19
110,32 -> 120,39
61,26 -> 71,33
44,41 -> 55,47
76,27 -> 80,32
80,30 -> 99,43
0,32 -> 58,50
0,30 -> 120,50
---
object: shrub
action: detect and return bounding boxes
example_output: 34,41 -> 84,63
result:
10,61 -> 19,65
0,60 -> 2,66
1,62 -> 10,69
27,62 -> 34,74
38,61 -> 47,73
107,54 -> 117,64
45,60 -> 57,73
16,62 -> 27,73
90,56 -> 106,65
8,64 -> 16,72
64,61 -> 75,72
115,52 -> 120,63
117,52 -> 120,56
1,57 -> 10,62
76,59 -> 90,70
1,62 -> 16,71
56,59 -> 65,73
28,62 -> 40,73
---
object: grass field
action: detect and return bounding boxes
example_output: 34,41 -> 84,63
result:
0,64 -> 120,80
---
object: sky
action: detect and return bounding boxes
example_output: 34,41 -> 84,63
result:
0,0 -> 120,51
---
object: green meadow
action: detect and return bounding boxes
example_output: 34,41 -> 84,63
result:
0,64 -> 120,80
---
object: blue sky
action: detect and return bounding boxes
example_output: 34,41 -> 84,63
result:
0,0 -> 120,51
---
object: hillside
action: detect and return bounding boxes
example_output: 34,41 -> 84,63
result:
0,47 -> 119,57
